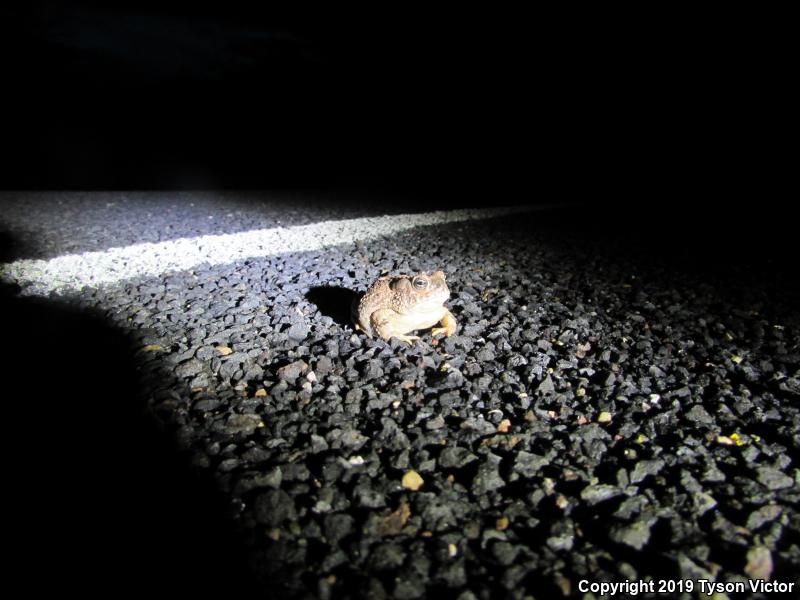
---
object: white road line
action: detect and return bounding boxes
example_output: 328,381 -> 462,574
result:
0,206 -> 538,296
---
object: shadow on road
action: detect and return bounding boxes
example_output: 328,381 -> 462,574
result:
306,285 -> 360,328
1,228 -> 264,597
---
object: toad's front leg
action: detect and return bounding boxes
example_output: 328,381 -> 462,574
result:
431,308 -> 457,338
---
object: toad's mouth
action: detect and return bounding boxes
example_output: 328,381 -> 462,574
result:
416,291 -> 450,310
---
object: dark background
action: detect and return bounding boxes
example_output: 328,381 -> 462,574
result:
1,3 -> 792,217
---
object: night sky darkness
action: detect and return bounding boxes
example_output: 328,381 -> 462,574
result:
2,4 -> 791,221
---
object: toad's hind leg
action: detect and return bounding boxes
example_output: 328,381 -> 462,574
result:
371,308 -> 420,345
431,309 -> 457,337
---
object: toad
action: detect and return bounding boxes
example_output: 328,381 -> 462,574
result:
352,270 -> 457,344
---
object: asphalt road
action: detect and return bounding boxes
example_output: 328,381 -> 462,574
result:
1,192 -> 798,599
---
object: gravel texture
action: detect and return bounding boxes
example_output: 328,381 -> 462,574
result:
2,195 -> 799,599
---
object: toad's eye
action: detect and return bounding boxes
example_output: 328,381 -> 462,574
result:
412,277 -> 427,289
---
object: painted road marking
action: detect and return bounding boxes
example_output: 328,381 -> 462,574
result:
0,206 -> 541,296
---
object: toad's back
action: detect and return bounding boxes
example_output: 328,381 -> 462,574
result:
352,276 -> 397,336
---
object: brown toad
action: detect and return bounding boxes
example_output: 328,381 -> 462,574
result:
352,270 -> 457,344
